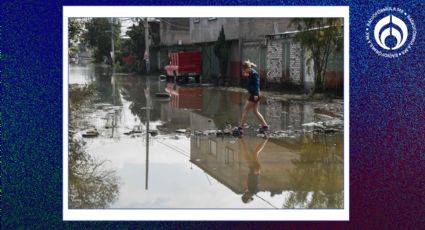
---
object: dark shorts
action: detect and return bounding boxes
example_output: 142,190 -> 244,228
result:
248,93 -> 262,103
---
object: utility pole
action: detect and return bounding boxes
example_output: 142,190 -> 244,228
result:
143,18 -> 152,187
144,87 -> 151,190
144,18 -> 150,74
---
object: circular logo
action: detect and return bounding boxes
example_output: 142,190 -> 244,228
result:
366,7 -> 416,58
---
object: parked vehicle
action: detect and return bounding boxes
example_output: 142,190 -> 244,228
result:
69,53 -> 79,64
164,51 -> 202,83
82,128 -> 99,138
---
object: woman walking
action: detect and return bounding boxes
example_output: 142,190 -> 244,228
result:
235,60 -> 269,136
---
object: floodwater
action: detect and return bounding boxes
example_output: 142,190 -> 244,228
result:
68,61 -> 344,209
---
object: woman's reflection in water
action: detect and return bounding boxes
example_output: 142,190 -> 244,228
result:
239,137 -> 268,204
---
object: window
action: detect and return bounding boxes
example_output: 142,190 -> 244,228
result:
225,148 -> 234,164
209,140 -> 217,156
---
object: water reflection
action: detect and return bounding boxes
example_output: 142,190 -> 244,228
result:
283,134 -> 343,208
240,137 -> 268,204
69,63 -> 344,209
68,137 -> 120,208
190,134 -> 343,208
166,83 -> 203,109
144,80 -> 152,190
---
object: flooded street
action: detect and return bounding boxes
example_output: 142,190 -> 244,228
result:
68,62 -> 344,209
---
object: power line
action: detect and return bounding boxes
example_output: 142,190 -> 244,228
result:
160,19 -> 190,30
255,194 -> 278,209
160,139 -> 189,155
155,139 -> 190,158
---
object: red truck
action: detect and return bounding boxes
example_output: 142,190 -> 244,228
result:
164,51 -> 202,83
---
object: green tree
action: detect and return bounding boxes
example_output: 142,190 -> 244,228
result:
68,19 -> 83,58
68,135 -> 120,208
69,18 -> 83,45
82,18 -> 121,63
214,26 -> 229,86
290,18 -> 342,94
122,19 -> 160,73
126,19 -> 146,72
68,85 -> 120,208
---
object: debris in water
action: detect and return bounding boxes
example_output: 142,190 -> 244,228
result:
176,129 -> 187,134
155,92 -> 170,98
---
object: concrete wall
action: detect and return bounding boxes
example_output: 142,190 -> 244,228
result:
190,18 -> 239,43
239,18 -> 293,41
160,18 -> 191,46
190,18 -> 294,43
229,40 -> 241,84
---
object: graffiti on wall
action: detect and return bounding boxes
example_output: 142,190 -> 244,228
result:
289,42 -> 302,85
267,59 -> 282,83
266,41 -> 283,83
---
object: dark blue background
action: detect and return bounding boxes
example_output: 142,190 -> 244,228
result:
2,0 -> 424,228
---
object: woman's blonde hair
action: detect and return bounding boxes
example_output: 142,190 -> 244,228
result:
242,60 -> 257,69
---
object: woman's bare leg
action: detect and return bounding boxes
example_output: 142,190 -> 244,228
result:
253,101 -> 268,127
239,101 -> 254,128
